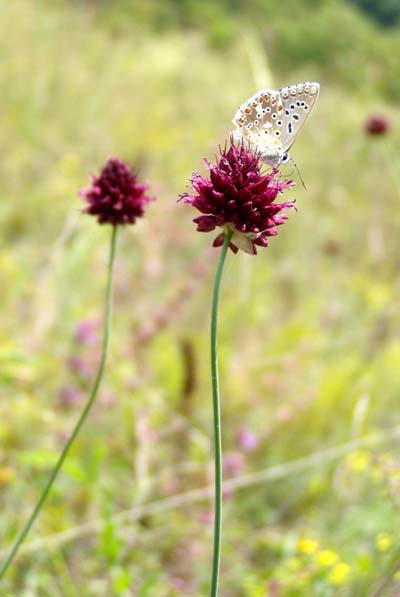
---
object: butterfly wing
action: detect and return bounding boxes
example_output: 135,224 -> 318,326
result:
232,82 -> 320,163
278,82 -> 320,152
232,88 -> 286,163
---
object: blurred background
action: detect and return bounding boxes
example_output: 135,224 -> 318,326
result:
1,0 -> 400,595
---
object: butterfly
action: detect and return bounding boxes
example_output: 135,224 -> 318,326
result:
232,81 -> 320,167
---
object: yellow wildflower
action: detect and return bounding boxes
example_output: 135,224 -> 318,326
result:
0,466 -> 16,486
315,550 -> 339,567
346,450 -> 371,473
376,533 -> 393,552
0,251 -> 17,275
298,538 -> 319,554
327,562 -> 351,586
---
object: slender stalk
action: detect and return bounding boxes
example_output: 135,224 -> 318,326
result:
210,229 -> 232,597
0,225 -> 119,580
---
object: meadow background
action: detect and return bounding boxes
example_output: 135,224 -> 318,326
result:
1,0 -> 400,595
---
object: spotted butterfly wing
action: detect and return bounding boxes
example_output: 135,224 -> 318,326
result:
279,82 -> 319,152
232,88 -> 283,165
232,82 -> 320,166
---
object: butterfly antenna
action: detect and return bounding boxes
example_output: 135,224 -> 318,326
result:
293,159 -> 307,190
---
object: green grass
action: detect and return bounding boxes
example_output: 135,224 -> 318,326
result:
2,0 -> 400,595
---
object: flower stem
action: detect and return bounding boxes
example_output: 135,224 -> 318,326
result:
0,225 -> 118,580
210,229 -> 232,597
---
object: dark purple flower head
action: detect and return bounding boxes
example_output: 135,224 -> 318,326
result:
365,114 -> 390,136
180,142 -> 295,254
80,157 -> 153,225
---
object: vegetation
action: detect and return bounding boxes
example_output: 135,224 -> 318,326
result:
349,0 -> 400,27
1,0 -> 400,594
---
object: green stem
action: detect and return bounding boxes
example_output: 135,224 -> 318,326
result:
0,225 -> 118,581
210,229 -> 232,597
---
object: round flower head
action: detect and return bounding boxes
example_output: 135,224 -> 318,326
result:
81,157 -> 153,225
180,142 -> 295,254
365,114 -> 390,136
